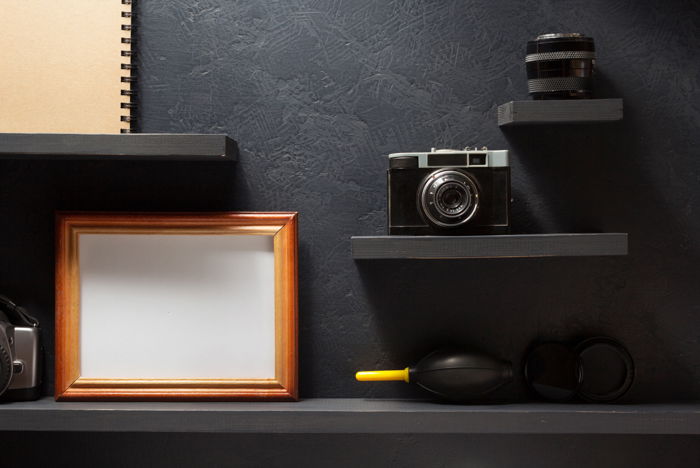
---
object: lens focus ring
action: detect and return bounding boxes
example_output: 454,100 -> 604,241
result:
527,76 -> 592,94
525,51 -> 596,62
418,169 -> 479,228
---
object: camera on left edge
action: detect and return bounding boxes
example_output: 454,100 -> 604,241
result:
0,295 -> 42,401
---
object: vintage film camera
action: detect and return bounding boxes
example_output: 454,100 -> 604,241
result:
0,295 -> 42,401
388,147 -> 510,235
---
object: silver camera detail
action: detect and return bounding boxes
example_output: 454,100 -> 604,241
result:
389,147 -> 509,169
0,295 -> 42,401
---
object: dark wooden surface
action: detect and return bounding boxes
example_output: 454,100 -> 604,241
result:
4,432 -> 699,468
351,234 -> 628,259
497,99 -> 623,126
1,397 -> 699,434
0,133 -> 237,160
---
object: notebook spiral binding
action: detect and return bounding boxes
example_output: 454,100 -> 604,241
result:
120,0 -> 134,133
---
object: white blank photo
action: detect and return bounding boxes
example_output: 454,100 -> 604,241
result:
78,234 -> 276,380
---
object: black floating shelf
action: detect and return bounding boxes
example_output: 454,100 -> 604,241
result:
1,398 -> 697,434
351,233 -> 628,259
0,133 -> 237,161
497,99 -> 623,126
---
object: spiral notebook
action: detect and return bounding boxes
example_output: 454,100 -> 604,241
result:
0,0 -> 134,134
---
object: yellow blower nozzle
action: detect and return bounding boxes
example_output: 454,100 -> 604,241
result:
355,367 -> 410,383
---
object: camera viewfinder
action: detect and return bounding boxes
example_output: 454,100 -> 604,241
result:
469,153 -> 487,166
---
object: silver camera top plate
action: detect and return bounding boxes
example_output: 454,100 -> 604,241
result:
388,148 -> 509,169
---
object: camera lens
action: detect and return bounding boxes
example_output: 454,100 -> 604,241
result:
442,188 -> 461,207
526,33 -> 595,99
436,183 -> 470,216
419,169 -> 479,228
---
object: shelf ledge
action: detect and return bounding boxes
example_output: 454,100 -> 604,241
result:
0,398 -> 697,434
497,99 -> 623,126
351,233 -> 628,259
0,133 -> 237,161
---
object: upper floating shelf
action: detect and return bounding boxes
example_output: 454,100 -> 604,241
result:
497,99 -> 623,126
0,133 -> 237,161
351,233 -> 628,259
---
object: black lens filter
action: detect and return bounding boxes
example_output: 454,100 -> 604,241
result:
524,342 -> 580,401
576,337 -> 634,402
525,337 -> 634,402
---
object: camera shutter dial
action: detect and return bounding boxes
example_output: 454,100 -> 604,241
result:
418,169 -> 479,228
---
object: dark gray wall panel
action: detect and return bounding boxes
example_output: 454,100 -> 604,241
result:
0,0 -> 698,404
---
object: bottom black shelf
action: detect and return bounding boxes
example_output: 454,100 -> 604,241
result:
1,398 -> 698,434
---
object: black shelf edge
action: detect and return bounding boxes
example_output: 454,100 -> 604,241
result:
0,398 -> 698,434
0,133 -> 237,161
497,99 -> 623,126
351,233 -> 628,259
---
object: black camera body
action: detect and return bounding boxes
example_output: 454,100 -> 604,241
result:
388,148 -> 510,235
0,296 -> 42,402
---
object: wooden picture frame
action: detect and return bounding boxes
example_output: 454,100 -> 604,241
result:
55,212 -> 298,401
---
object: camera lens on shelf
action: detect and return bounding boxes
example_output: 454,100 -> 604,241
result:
419,169 -> 479,228
436,183 -> 471,217
526,33 -> 595,99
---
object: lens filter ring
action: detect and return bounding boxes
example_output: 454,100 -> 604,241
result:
418,169 -> 479,228
575,337 -> 634,402
536,33 -> 584,41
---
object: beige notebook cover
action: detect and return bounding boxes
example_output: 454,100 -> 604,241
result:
0,0 -> 133,133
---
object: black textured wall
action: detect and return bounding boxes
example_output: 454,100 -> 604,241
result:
1,0 -> 699,403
